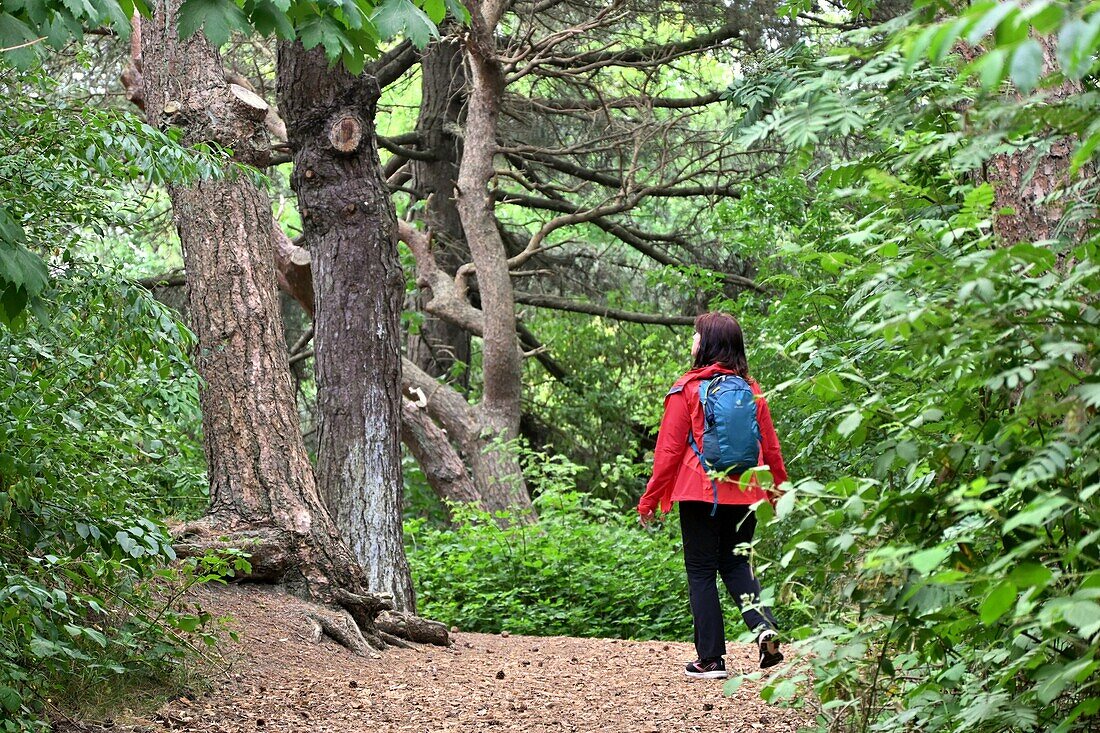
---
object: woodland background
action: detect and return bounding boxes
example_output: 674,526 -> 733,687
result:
1,0 -> 1098,730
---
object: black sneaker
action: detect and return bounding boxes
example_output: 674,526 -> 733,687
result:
758,630 -> 783,669
685,658 -> 727,679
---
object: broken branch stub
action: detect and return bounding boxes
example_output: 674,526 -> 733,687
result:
228,83 -> 270,122
327,113 -> 364,154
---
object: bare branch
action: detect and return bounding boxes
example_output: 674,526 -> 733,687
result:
514,291 -> 695,326
369,40 -> 420,89
523,90 -> 723,111
397,220 -> 485,336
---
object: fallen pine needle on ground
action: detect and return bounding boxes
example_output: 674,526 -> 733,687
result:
57,585 -> 812,733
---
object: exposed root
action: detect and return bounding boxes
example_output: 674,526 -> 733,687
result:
305,609 -> 377,655
306,615 -> 324,644
377,610 -> 452,647
170,522 -> 450,652
377,630 -> 414,649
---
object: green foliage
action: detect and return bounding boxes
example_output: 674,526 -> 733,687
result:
0,68 -> 234,325
407,467 -> 693,640
0,269 -> 226,730
0,66 -> 218,731
719,10 -> 1100,731
0,0 -> 463,75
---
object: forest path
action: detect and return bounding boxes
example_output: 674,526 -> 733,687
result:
95,585 -> 809,733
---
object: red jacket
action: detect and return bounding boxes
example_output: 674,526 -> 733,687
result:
638,364 -> 788,515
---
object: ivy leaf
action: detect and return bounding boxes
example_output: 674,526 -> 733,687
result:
372,0 -> 438,48
0,686 -> 20,714
177,0 -> 251,47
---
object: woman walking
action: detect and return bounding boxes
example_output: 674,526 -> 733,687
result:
638,312 -> 787,678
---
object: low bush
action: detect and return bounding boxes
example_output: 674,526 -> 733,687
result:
407,486 -> 692,640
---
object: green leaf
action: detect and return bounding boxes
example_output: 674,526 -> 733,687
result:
1023,1 -> 1065,34
966,2 -> 1017,44
1009,562 -> 1053,589
1009,39 -> 1044,93
372,0 -> 438,47
979,580 -> 1016,624
1003,495 -> 1069,534
1071,127 -> 1100,173
177,0 -> 250,47
248,0 -> 294,39
910,546 -> 951,574
754,499 -> 775,525
1075,381 -> 1100,408
971,47 -> 1008,90
443,0 -> 469,23
775,490 -> 795,519
1057,16 -> 1100,79
837,409 -> 862,438
0,687 -> 20,714
423,0 -> 445,24
298,15 -> 347,59
0,12 -> 40,67
1064,599 -> 1100,637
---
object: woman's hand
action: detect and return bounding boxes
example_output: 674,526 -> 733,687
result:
638,508 -> 657,527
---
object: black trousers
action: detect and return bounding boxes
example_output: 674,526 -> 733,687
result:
679,501 -> 778,661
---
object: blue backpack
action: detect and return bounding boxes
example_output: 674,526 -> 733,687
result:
687,374 -> 761,515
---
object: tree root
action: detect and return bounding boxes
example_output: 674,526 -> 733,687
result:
305,608 -> 381,655
376,610 -> 451,647
170,522 -> 451,653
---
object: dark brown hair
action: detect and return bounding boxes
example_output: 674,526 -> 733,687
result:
693,312 -> 749,377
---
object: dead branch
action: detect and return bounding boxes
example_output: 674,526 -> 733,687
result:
514,291 -> 695,325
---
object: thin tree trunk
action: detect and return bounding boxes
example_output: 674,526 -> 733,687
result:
453,0 -> 531,512
408,35 -> 471,387
277,43 -> 414,610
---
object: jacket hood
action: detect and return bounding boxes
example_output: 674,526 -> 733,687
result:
669,364 -> 740,392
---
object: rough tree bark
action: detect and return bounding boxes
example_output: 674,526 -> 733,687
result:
277,43 -> 414,610
140,0 -> 443,646
446,0 -> 532,514
407,35 -> 472,387
986,43 -> 1085,246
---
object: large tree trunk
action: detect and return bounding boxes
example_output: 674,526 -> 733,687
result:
277,43 -> 414,611
980,36 -> 1086,246
140,0 -> 442,647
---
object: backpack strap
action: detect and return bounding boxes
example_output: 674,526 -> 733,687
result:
687,382 -> 720,517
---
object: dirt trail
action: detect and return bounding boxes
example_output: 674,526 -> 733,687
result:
88,585 -> 810,732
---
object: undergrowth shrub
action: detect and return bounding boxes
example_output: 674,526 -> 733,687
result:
407,485 -> 691,640
0,273 -> 222,730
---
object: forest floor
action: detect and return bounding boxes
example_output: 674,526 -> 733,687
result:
59,585 -> 812,733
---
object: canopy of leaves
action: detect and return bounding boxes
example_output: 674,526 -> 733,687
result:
0,0 -> 452,73
713,1 -> 1100,729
